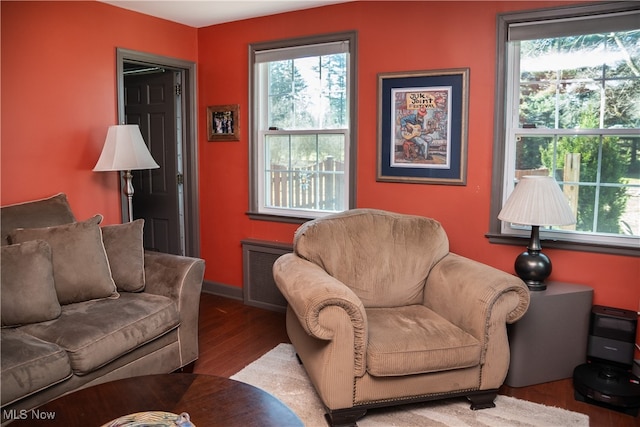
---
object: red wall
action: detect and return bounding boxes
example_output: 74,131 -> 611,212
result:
1,1 -> 197,223
197,1 -> 639,312
2,2 -> 638,315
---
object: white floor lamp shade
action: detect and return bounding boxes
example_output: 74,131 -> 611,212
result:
93,125 -> 159,222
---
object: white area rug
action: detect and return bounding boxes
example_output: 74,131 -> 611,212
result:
230,343 -> 589,427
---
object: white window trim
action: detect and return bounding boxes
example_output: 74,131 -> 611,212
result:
248,32 -> 357,223
489,2 -> 640,257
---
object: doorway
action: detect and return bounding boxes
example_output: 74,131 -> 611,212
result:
116,48 -> 200,258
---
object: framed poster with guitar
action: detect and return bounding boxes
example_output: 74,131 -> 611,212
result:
377,68 -> 469,185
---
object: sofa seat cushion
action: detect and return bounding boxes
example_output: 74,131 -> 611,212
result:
366,305 -> 481,377
1,329 -> 72,406
18,293 -> 180,376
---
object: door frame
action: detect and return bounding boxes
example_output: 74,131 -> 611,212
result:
116,47 -> 201,258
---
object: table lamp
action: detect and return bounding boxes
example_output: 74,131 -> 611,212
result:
93,124 -> 159,222
498,175 -> 576,291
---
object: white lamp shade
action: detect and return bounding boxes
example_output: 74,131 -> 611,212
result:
498,175 -> 576,226
93,125 -> 159,171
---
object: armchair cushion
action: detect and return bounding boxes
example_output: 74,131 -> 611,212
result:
366,305 -> 481,376
294,209 -> 449,307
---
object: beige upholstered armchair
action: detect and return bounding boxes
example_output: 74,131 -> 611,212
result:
274,209 -> 530,426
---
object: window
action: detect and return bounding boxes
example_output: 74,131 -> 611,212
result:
249,32 -> 357,221
490,3 -> 640,255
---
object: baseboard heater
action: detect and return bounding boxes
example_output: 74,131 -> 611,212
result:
241,239 -> 293,312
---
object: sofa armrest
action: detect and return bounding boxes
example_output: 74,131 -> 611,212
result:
273,253 -> 368,375
424,253 -> 529,388
143,251 -> 205,367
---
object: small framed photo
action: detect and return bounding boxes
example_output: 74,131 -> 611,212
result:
207,104 -> 239,141
377,68 -> 469,185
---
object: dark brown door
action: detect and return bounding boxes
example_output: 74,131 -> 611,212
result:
124,70 -> 183,255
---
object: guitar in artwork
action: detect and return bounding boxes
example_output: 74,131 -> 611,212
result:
402,123 -> 423,140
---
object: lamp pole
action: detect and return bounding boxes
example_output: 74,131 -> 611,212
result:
123,170 -> 135,223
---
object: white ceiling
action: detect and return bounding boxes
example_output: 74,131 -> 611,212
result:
100,0 -> 354,28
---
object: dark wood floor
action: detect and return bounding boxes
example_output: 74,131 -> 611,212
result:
193,293 -> 639,427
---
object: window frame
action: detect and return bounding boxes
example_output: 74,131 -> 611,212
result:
488,2 -> 640,257
248,31 -> 358,223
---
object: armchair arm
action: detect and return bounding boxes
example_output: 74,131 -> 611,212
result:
424,253 -> 529,388
424,253 -> 529,329
273,253 -> 368,374
143,251 -> 205,367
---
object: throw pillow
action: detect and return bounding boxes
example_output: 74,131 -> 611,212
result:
101,219 -> 146,292
1,240 -> 62,327
9,215 -> 119,305
1,193 -> 76,246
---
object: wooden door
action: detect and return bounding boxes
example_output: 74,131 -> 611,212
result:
124,70 -> 183,255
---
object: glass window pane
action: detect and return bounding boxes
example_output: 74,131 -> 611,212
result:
620,184 -> 640,237
604,80 -> 640,128
518,30 -> 639,131
604,31 -> 640,78
542,135 -> 600,183
515,135 -> 551,173
557,35 -> 605,81
290,134 -> 318,167
571,184 -> 596,233
597,186 -> 631,234
267,54 -> 347,131
264,133 -> 346,212
266,135 -> 291,166
266,169 -> 291,208
318,134 -> 345,162
321,54 -> 348,128
600,136 -> 639,184
519,82 -> 556,128
268,94 -> 293,130
557,82 -> 601,129
318,135 -> 345,211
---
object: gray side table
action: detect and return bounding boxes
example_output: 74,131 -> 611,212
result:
505,281 -> 594,387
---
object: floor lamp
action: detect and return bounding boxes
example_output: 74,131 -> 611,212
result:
93,125 -> 159,222
498,175 -> 576,291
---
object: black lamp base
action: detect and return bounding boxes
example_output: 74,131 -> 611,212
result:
514,250 -> 551,291
513,225 -> 553,291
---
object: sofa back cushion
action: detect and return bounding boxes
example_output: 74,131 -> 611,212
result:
1,193 -> 76,246
294,209 -> 449,307
9,215 -> 119,305
1,240 -> 62,327
101,219 -> 146,292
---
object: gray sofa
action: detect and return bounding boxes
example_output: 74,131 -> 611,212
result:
0,194 -> 205,423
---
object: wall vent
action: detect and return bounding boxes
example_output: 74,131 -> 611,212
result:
241,239 -> 293,312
